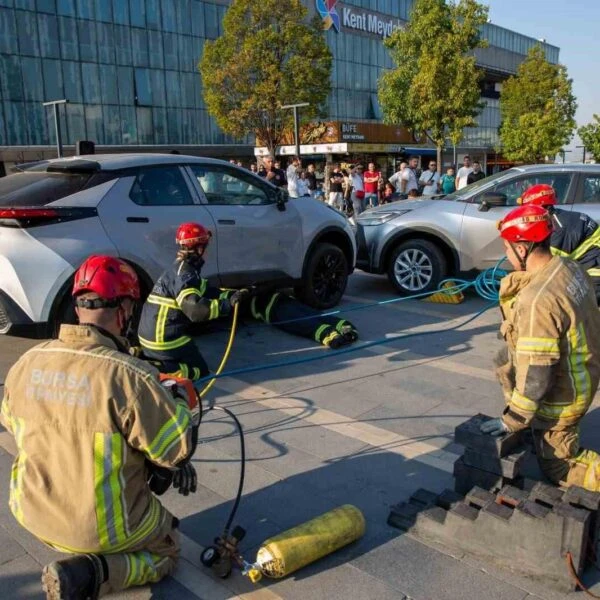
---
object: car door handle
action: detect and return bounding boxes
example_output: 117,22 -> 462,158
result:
217,219 -> 236,225
126,216 -> 149,223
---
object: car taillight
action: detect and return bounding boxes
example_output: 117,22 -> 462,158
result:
0,207 -> 97,228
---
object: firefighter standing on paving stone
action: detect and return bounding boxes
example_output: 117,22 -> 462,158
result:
0,255 -> 199,599
480,203 -> 600,491
517,183 -> 600,302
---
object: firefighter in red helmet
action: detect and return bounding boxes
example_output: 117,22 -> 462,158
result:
480,205 -> 600,491
518,183 -> 600,301
137,222 -> 247,380
1,255 -> 198,598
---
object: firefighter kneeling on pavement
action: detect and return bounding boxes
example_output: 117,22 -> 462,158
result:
480,203 -> 600,491
0,255 -> 199,599
136,221 -> 359,381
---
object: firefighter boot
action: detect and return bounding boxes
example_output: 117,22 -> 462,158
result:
339,324 -> 359,344
325,331 -> 352,349
41,553 -> 105,600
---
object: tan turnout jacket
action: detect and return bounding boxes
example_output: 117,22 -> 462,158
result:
498,256 -> 600,431
0,325 -> 193,553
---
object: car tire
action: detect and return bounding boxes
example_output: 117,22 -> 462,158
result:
295,242 -> 349,309
387,239 -> 447,296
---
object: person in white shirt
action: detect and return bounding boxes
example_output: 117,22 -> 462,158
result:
296,171 -> 311,197
400,156 -> 419,196
286,156 -> 301,198
350,165 -> 365,216
389,161 -> 407,189
455,156 -> 473,191
418,160 -> 441,196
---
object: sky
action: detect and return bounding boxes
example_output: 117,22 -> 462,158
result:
485,0 -> 600,160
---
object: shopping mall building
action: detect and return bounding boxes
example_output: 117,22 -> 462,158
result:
0,0 -> 559,175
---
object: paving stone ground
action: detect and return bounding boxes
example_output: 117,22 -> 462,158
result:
1,271 -> 600,599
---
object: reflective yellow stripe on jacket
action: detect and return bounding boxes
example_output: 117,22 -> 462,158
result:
570,227 -> 600,261
145,402 -> 190,463
515,336 -> 560,358
9,415 -> 26,526
94,432 -> 129,550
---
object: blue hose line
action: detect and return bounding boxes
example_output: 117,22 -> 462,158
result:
193,260 -> 507,389
237,258 -> 507,328
195,301 -> 497,388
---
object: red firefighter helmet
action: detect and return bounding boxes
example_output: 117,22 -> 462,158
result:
498,204 -> 553,244
517,184 -> 557,207
72,255 -> 140,300
175,222 -> 212,248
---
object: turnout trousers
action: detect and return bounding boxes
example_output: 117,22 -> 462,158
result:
532,426 -> 600,491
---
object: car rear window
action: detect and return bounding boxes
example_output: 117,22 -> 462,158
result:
0,171 -> 97,207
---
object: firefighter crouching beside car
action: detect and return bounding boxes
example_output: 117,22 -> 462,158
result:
137,222 -> 360,380
0,255 -> 199,599
518,183 -> 600,303
480,204 -> 600,491
137,222 -> 246,380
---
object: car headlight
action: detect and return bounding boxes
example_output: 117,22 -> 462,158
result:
357,210 -> 411,226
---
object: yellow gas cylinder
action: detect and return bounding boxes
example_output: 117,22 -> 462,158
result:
254,504 -> 365,579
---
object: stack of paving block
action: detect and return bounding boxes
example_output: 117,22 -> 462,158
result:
453,413 -> 528,495
388,482 -> 600,591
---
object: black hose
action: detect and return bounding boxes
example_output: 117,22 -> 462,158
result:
207,405 -> 246,534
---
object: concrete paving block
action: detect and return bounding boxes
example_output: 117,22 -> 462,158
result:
480,500 -> 513,522
528,481 -> 565,508
454,414 -> 522,457
462,446 -> 527,478
387,502 -> 422,531
554,502 -> 591,576
563,485 -> 600,550
448,502 -> 479,522
409,488 -> 439,507
436,489 -> 463,510
497,484 -> 529,508
465,486 -> 496,509
453,456 -> 504,495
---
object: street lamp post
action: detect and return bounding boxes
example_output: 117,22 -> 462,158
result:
42,99 -> 68,158
280,102 -> 309,158
576,145 -> 587,163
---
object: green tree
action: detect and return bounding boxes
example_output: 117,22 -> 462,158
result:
499,45 -> 577,164
578,115 -> 600,162
199,0 -> 332,155
379,0 -> 489,171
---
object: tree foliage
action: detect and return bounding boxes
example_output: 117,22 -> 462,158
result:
578,115 -> 600,162
379,0 -> 488,169
199,0 -> 332,155
498,45 -> 577,163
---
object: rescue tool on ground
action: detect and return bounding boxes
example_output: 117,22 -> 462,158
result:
482,204 -> 600,491
517,183 -> 600,302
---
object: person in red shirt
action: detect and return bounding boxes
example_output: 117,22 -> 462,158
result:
363,162 -> 381,208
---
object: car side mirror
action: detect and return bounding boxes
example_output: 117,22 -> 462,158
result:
478,192 -> 508,212
276,188 -> 288,211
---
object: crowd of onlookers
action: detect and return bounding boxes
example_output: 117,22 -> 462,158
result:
231,154 -> 488,217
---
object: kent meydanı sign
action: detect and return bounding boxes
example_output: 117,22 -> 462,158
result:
316,0 -> 404,39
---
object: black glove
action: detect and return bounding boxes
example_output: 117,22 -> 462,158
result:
173,463 -> 197,496
147,463 -> 174,496
229,288 -> 250,307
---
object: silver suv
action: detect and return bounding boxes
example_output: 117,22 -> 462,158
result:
0,154 -> 356,336
356,164 -> 600,294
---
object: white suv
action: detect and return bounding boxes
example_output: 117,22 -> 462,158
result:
0,154 -> 356,336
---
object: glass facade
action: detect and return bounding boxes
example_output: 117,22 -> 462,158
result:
0,0 -> 559,152
0,0 -> 241,147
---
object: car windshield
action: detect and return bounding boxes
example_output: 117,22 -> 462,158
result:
443,169 -> 521,202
